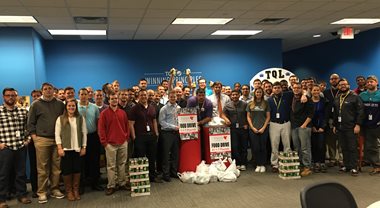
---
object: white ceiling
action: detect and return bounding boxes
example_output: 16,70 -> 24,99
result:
0,0 -> 379,51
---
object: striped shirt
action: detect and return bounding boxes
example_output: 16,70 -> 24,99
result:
0,105 -> 28,150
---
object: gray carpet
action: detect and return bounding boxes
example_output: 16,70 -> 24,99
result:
6,166 -> 380,208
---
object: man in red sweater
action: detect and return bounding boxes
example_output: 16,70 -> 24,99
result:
98,92 -> 130,196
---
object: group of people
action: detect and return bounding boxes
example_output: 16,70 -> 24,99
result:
0,71 -> 379,207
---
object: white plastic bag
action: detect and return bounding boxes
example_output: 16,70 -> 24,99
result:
218,171 -> 237,182
194,172 -> 210,185
196,160 -> 209,174
213,158 -> 227,172
226,158 -> 240,177
178,172 -> 196,184
208,164 -> 219,183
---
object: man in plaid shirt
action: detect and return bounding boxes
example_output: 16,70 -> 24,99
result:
0,88 -> 32,207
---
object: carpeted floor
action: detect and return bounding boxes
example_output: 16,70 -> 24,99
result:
6,165 -> 380,208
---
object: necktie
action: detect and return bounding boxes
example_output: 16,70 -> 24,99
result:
217,95 -> 223,117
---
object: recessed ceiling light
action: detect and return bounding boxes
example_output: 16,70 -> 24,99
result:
331,18 -> 380,25
48,30 -> 107,35
0,16 -> 37,23
211,30 -> 263,36
313,34 -> 321,38
172,18 -> 233,25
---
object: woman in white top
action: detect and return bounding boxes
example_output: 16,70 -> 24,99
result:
55,99 -> 87,201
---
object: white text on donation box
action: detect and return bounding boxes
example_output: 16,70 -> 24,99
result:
178,108 -> 199,140
209,127 -> 231,159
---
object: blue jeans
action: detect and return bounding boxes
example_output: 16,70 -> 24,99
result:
0,147 -> 27,201
292,127 -> 312,167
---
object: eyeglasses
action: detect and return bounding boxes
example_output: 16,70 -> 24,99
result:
4,95 -> 17,97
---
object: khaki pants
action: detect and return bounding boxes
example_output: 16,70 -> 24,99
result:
105,141 -> 128,189
269,121 -> 292,167
33,136 -> 61,197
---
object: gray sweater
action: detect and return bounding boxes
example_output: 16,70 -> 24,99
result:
27,97 -> 64,138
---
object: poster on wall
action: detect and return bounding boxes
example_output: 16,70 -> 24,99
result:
178,108 -> 199,140
209,126 -> 231,160
143,69 -> 203,88
249,68 -> 295,91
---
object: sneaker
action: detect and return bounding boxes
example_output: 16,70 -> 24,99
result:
339,166 -> 347,173
50,190 -> 65,199
320,164 -> 327,173
260,166 -> 266,173
255,166 -> 261,173
300,168 -> 312,177
351,169 -> 359,177
314,163 -> 320,173
38,195 -> 48,204
236,165 -> 241,170
240,165 -> 246,171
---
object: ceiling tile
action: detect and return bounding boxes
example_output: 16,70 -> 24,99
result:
178,9 -> 215,17
35,16 -> 73,24
41,23 -> 76,29
108,33 -> 134,39
185,0 -> 227,10
144,9 -> 181,18
28,7 -> 70,16
109,9 -> 145,17
109,0 -> 150,9
315,2 -> 357,11
239,11 -> 275,19
0,0 -> 22,6
108,25 -> 138,31
140,17 -> 173,25
19,0 -> 66,7
285,1 -> 327,11
158,33 -> 185,39
210,10 -> 246,18
66,0 -> 107,8
108,17 -> 141,24
138,25 -> 168,31
149,0 -> 191,9
134,33 -> 161,39
69,8 -> 107,17
219,1 -> 262,10
0,7 -> 30,15
252,1 -> 297,11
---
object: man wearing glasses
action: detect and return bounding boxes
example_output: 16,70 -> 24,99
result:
0,88 -> 32,207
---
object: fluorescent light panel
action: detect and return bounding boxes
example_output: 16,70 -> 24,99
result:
172,18 -> 233,25
211,30 -> 262,36
313,34 -> 321,38
331,18 -> 380,25
48,30 -> 106,35
0,16 -> 37,23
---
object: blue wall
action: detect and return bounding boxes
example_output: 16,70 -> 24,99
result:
44,39 -> 282,90
32,30 -> 47,87
283,28 -> 380,84
0,28 -> 45,96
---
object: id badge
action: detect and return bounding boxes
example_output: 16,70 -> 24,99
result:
369,114 -> 373,121
16,130 -> 21,137
146,125 -> 151,132
276,113 -> 280,119
332,107 -> 334,113
236,123 -> 240,128
338,116 -> 342,123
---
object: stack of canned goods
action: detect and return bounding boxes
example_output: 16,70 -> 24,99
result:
278,151 -> 301,180
129,157 -> 151,197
